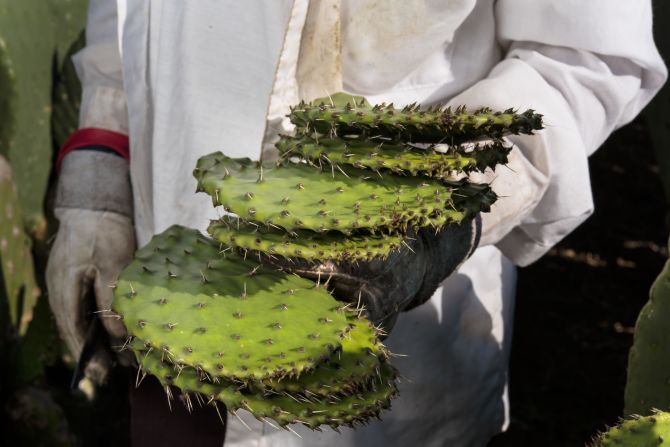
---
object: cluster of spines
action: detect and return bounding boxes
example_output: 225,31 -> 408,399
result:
276,136 -> 512,177
289,100 -> 543,143
133,338 -> 398,430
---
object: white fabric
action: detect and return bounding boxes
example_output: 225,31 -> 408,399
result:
75,0 -> 667,445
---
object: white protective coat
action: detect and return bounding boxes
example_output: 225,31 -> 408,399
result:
75,1 -> 666,446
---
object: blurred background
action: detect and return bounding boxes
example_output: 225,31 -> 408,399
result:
0,1 -> 668,445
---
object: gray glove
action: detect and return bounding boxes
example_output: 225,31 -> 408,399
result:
272,218 -> 480,332
46,149 -> 135,387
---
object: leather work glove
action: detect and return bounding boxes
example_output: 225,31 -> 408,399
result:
46,149 -> 135,387
272,219 -> 480,333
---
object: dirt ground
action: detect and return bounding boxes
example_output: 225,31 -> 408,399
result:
489,117 -> 668,446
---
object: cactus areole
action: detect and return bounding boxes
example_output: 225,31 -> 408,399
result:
112,94 -> 543,430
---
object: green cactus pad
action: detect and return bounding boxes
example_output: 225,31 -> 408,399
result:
113,225 -> 351,381
194,154 -> 468,233
207,217 -> 404,262
0,0 -> 87,233
592,412 -> 670,447
276,137 -> 511,176
135,344 -> 398,429
0,159 -> 39,335
262,317 -> 389,396
625,238 -> 670,416
289,97 -> 543,144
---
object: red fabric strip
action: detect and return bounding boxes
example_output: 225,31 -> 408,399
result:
57,128 -> 130,171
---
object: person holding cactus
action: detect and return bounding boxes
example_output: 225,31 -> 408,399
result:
46,1 -> 667,446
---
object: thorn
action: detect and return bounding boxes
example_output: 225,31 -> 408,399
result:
286,425 -> 303,438
231,410 -> 252,431
165,386 -> 174,411
262,417 -> 280,430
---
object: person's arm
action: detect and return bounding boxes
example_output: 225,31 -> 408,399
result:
450,0 -> 667,265
47,0 -> 134,388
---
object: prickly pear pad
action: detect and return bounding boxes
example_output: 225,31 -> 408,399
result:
592,412 -> 670,447
113,225 -> 350,381
135,343 -> 398,429
262,317 -> 388,396
194,153 -> 464,233
289,99 -> 543,143
276,137 -> 511,176
208,217 -> 404,262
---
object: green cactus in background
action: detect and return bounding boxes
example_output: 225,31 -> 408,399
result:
0,2 -> 88,444
0,0 -> 87,237
624,238 -> 670,416
0,157 -> 39,336
52,30 -> 85,149
116,94 -> 543,429
591,412 -> 670,447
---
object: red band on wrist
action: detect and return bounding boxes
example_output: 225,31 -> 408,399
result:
57,128 -> 130,172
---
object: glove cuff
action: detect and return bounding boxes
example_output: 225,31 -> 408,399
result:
56,150 -> 133,218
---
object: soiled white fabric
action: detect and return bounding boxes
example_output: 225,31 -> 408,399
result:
46,208 -> 135,382
74,0 -> 666,445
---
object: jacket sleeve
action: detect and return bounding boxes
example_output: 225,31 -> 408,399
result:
72,0 -> 129,135
449,0 -> 667,266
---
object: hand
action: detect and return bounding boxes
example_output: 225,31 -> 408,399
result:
46,150 -> 135,385
271,219 -> 480,333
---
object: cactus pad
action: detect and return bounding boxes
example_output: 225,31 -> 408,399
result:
289,99 -> 543,144
0,158 -> 39,334
135,342 -> 397,429
262,317 -> 389,396
113,226 -> 351,381
194,154 -> 470,233
276,137 -> 511,176
592,412 -> 670,447
625,238 -> 670,416
208,217 -> 404,262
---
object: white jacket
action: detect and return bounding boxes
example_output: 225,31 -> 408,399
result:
74,1 -> 666,446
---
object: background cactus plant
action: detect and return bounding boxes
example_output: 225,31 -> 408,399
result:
591,411 -> 670,447
0,0 -> 87,237
624,238 -> 670,416
0,1 -> 89,444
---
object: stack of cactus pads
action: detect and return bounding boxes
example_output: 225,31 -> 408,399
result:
112,93 -> 543,430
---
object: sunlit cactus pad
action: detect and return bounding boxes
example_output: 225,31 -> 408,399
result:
194,154 -> 473,233
208,217 -> 404,262
289,94 -> 543,143
276,137 -> 511,177
113,226 -> 351,381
